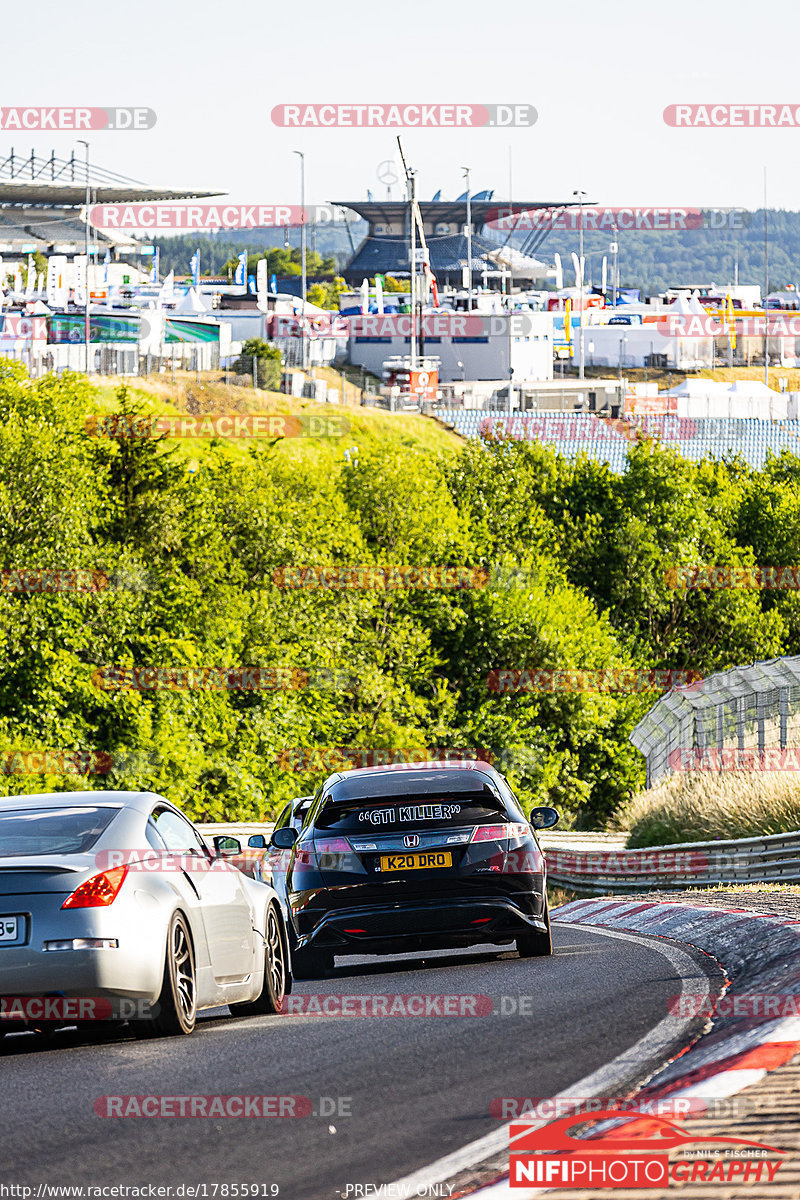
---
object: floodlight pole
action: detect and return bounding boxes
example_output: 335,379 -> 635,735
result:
462,166 -> 472,311
78,139 -> 90,374
574,189 -> 586,379
397,137 -> 417,369
293,150 -> 307,369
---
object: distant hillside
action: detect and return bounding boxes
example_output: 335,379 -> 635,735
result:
153,210 -> 800,298
154,226 -> 363,277
520,208 -> 800,298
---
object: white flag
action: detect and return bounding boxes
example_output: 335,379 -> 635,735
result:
360,277 -> 369,313
159,270 -> 174,306
553,252 -> 563,291
25,255 -> 36,297
73,255 -> 88,306
256,258 -> 269,311
374,275 -> 384,314
13,267 -> 22,294
46,256 -> 69,307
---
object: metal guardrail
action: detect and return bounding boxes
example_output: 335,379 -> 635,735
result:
545,829 -> 800,893
198,822 -> 800,894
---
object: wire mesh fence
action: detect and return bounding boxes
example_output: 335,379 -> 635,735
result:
630,656 -> 800,785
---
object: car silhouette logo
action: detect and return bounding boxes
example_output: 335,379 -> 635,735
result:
404,834 -> 420,848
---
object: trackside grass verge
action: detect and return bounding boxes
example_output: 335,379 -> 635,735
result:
612,770 -> 800,847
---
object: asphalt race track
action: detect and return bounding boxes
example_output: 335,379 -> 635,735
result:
0,924 -> 717,1199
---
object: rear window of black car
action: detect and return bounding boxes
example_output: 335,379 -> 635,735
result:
315,788 -> 506,833
0,806 -> 119,857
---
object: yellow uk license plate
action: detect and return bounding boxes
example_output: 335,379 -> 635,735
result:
379,851 -> 452,871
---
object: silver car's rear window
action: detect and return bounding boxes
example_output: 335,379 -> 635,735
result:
0,806 -> 119,857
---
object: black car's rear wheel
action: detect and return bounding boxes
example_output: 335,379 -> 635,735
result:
516,898 -> 553,958
292,944 -> 334,979
230,904 -> 287,1016
133,912 -> 197,1037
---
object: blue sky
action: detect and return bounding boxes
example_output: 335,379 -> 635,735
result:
4,0 -> 800,211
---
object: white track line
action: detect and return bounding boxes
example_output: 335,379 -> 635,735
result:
384,925 -> 715,1195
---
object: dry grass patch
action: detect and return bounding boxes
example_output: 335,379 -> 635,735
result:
614,770 -> 800,847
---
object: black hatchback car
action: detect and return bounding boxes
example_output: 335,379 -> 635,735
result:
269,760 -> 559,977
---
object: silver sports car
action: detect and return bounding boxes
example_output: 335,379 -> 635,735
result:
0,790 -> 291,1037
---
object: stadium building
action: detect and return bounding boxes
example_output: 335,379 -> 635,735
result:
0,147 -> 220,260
333,193 -> 579,288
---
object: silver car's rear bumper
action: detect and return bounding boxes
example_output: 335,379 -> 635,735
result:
0,890 -> 167,1001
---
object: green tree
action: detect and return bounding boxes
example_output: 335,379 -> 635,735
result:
233,339 -> 282,390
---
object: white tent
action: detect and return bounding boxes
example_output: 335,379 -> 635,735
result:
668,292 -> 711,316
726,379 -> 776,396
661,376 -> 790,419
174,287 -> 209,315
725,379 -> 788,419
661,379 -> 728,397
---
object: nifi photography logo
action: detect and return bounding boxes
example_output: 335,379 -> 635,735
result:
509,1110 -> 785,1189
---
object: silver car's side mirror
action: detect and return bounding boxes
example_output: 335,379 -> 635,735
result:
213,835 -> 242,856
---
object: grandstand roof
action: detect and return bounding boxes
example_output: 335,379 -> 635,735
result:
332,199 -> 578,231
0,148 -> 221,207
0,148 -> 222,254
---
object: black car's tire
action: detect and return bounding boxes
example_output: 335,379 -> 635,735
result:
133,912 -> 197,1037
292,944 -> 334,980
230,904 -> 287,1016
516,899 -> 553,958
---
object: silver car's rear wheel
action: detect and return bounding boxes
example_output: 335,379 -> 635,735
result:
134,912 -> 197,1037
230,904 -> 287,1016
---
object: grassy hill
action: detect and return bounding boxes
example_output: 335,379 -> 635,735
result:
90,371 -> 464,470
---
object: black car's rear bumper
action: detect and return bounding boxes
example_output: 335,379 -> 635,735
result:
296,895 -> 548,955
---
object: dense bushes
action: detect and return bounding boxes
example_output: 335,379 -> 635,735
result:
3,364 -> 800,827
